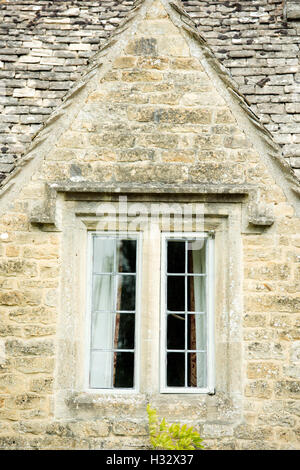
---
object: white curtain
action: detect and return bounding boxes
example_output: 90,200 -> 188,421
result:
192,239 -> 207,388
90,238 -> 115,388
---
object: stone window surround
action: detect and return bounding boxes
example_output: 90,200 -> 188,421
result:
33,186 -> 250,424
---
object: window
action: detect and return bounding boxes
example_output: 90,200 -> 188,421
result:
160,234 -> 214,394
87,233 -> 140,390
87,231 -> 214,394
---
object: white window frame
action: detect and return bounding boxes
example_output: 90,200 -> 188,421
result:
85,231 -> 142,393
160,232 -> 215,394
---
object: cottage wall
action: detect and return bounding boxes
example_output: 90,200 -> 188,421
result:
0,0 -> 299,450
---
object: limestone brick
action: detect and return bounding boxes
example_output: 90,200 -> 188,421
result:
245,380 -> 273,399
12,357 -> 54,374
247,362 -> 281,380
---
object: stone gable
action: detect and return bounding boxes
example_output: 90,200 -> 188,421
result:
0,0 -> 299,451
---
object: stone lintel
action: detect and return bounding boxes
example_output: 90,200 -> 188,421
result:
29,181 -> 274,230
50,181 -> 252,196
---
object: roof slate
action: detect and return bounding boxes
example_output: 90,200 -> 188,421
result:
0,0 -> 300,184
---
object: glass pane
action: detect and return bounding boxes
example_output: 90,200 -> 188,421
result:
117,239 -> 137,273
167,276 -> 185,312
90,351 -> 113,389
113,352 -> 134,388
187,276 -> 206,312
93,237 -> 114,273
167,314 -> 185,350
92,275 -> 114,312
91,312 -> 113,350
188,352 -> 207,388
116,275 -> 136,311
167,352 -> 185,387
167,241 -> 185,273
187,314 -> 206,351
113,313 -> 135,350
91,312 -> 135,350
90,351 -> 135,389
187,239 -> 206,274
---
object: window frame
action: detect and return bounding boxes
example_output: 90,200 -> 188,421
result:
85,231 -> 142,393
160,232 -> 215,394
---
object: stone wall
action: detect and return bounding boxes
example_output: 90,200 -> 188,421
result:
0,0 -> 299,450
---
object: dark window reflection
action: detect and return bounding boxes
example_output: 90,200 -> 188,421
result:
117,275 -> 136,311
167,241 -> 185,273
167,353 -> 185,387
114,352 -> 134,388
167,314 -> 185,349
118,240 -> 137,273
114,314 -> 135,349
167,276 -> 185,311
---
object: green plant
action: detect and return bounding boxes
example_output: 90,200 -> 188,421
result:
146,404 -> 204,450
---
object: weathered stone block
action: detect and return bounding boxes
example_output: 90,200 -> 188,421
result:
156,35 -> 190,56
125,38 -> 157,56
136,56 -> 169,70
112,420 -> 148,436
189,162 -> 244,184
180,91 -> 223,106
0,213 -> 29,231
57,132 -> 89,149
275,381 -> 300,399
118,148 -> 154,162
224,134 -> 252,149
90,133 -> 135,148
113,56 -> 137,69
12,356 -> 54,374
247,362 -> 280,379
149,92 -> 179,105
245,295 -> 300,313
194,134 -> 224,150
0,260 -> 38,277
5,339 -> 54,357
121,70 -> 163,82
7,393 -> 47,411
30,377 -> 54,393
0,374 -> 25,393
243,314 -> 267,328
137,19 -> 179,36
9,306 -> 56,325
68,420 -> 110,438
23,246 -> 59,260
245,380 -> 272,399
161,150 -> 195,163
136,133 -> 178,149
245,263 -> 290,281
0,290 -> 40,307
234,424 -> 273,441
247,341 -> 285,360
23,325 -> 55,338
127,106 -> 212,124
